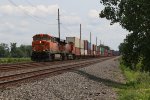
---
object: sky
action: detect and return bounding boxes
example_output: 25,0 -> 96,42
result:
0,0 -> 128,50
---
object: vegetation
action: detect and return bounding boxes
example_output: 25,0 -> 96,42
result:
0,43 -> 32,63
0,58 -> 31,64
116,60 -> 150,100
99,0 -> 150,99
0,43 -> 32,58
99,0 -> 150,71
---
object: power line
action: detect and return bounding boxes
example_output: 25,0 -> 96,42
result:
7,0 -> 57,26
25,0 -> 34,6
61,24 -> 74,33
25,0 -> 58,27
24,0 -> 56,17
19,1 -> 77,35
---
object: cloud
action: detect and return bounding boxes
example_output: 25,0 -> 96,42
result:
0,2 -> 128,50
88,9 -> 99,19
61,15 -> 82,26
0,4 -> 59,17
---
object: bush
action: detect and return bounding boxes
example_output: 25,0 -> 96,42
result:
117,61 -> 150,100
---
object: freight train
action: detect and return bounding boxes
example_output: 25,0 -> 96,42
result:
31,34 -> 118,61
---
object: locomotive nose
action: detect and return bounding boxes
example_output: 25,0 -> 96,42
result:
32,41 -> 48,52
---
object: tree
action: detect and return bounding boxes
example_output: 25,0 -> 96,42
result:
19,45 -> 32,57
99,0 -> 150,71
10,43 -> 18,58
10,43 -> 32,58
0,43 -> 10,57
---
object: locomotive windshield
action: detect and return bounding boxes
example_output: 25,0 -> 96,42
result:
33,35 -> 50,41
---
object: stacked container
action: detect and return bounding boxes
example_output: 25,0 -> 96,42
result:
88,42 -> 91,56
84,40 -> 88,56
100,46 -> 105,56
104,48 -> 108,56
94,45 -> 96,55
80,40 -> 84,55
66,37 -> 80,56
108,50 -> 113,56
97,46 -> 100,56
66,37 -> 80,48
92,44 -> 96,56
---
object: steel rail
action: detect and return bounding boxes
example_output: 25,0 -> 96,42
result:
0,57 -> 114,88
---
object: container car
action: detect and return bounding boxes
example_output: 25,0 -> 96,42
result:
31,34 -> 115,61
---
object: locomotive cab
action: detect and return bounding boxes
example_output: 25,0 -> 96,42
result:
32,34 -> 51,52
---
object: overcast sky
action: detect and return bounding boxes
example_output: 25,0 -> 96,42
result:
0,0 -> 128,50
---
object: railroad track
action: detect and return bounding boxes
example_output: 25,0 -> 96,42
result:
0,57 -> 107,72
0,59 -> 94,72
0,57 -> 114,88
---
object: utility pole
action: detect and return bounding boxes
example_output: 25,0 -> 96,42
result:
100,40 -> 101,45
80,24 -> 81,56
58,9 -> 60,39
90,32 -> 92,55
96,37 -> 97,52
96,37 -> 97,46
90,32 -> 91,44
80,24 -> 81,40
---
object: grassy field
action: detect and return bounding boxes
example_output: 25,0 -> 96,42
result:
0,58 -> 32,64
116,62 -> 150,100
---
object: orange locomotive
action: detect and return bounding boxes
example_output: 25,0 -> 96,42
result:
31,34 -> 75,61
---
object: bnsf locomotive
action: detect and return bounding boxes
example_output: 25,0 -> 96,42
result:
31,34 -> 116,61
31,34 -> 76,61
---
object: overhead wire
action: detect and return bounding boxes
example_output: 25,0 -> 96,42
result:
7,0 -> 57,26
8,0 -> 83,33
25,0 -> 34,6
21,0 -> 74,36
25,0 -> 80,35
61,24 -> 74,33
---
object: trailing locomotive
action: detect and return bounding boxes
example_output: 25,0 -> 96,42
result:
31,34 -> 117,61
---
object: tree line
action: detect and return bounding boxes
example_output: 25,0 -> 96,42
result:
99,0 -> 150,72
0,43 -> 32,58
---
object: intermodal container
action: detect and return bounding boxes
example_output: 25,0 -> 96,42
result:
84,40 -> 88,50
88,42 -> 91,50
72,47 -> 80,56
104,48 -> 108,56
81,49 -> 84,55
100,46 -> 105,56
92,44 -> 96,51
94,45 -> 96,51
80,40 -> 84,49
97,46 -> 100,52
66,37 -> 80,48
97,51 -> 100,56
84,50 -> 88,55
94,51 -> 96,55
109,50 -> 113,56
65,43 -> 72,53
92,44 -> 94,51
87,50 -> 91,55
91,50 -> 94,56
113,51 -> 120,56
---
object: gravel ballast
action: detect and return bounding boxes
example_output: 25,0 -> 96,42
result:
0,57 -> 125,100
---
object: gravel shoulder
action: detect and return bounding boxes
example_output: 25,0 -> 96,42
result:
0,57 -> 125,100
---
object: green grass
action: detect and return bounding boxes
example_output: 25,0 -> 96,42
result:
0,58 -> 32,64
116,63 -> 150,100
